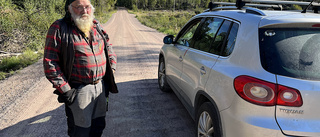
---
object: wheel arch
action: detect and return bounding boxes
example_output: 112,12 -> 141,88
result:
195,91 -> 223,136
159,50 -> 165,61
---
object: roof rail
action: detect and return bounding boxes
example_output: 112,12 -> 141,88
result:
212,2 -> 282,10
207,0 -> 320,13
205,6 -> 267,16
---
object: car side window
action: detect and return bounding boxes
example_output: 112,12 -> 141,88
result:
208,20 -> 232,55
176,18 -> 202,47
193,17 -> 224,52
221,23 -> 239,56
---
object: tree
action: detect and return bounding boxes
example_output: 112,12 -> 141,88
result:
158,0 -> 167,9
195,0 -> 201,8
116,0 -> 213,10
149,0 -> 157,10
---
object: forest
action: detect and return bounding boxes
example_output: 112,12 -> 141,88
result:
116,0 -> 219,10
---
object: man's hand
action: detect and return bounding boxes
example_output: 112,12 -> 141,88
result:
56,89 -> 78,105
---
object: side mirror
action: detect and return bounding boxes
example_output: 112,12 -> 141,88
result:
163,35 -> 174,44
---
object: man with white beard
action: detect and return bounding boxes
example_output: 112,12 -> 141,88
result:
43,0 -> 118,136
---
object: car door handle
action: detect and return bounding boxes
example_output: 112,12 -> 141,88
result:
200,66 -> 206,75
179,56 -> 183,62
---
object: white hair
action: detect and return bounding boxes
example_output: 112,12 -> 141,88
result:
68,4 -> 95,35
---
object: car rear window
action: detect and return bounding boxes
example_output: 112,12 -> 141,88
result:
259,28 -> 320,80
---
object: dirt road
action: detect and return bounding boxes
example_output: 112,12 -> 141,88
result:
0,8 -> 195,137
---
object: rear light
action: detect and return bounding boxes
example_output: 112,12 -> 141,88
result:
277,85 -> 303,107
312,24 -> 320,27
234,75 -> 303,107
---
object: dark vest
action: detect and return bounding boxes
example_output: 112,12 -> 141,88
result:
58,18 -> 118,94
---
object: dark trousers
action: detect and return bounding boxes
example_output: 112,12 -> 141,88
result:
65,106 -> 106,137
65,81 -> 107,137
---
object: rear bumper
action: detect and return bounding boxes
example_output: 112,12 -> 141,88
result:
219,98 -> 286,137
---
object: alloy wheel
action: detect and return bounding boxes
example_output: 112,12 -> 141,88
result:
158,61 -> 165,88
198,111 -> 214,137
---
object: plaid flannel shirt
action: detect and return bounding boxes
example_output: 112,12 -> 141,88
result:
43,19 -> 117,93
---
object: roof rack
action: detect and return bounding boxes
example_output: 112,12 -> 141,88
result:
212,2 -> 283,10
205,6 -> 268,16
207,0 -> 320,13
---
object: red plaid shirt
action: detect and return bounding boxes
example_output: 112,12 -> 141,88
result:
43,19 -> 116,93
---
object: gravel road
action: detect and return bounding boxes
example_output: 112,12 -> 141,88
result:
0,8 -> 196,137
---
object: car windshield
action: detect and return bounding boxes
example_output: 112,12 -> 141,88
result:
259,28 -> 320,80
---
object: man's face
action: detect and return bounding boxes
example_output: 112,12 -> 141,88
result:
70,0 -> 92,18
69,0 -> 94,34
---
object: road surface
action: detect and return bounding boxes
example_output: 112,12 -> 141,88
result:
0,8 -> 196,137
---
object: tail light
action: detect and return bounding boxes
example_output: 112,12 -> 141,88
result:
312,24 -> 320,27
234,75 -> 303,107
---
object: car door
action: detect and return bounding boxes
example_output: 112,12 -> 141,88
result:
165,18 -> 202,90
179,17 -> 230,107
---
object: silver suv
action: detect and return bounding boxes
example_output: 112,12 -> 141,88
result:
158,0 -> 320,136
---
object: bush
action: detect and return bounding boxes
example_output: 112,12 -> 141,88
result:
0,0 -> 24,35
0,0 -> 64,53
132,4 -> 138,12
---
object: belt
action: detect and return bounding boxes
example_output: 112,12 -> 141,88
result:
70,79 -> 101,85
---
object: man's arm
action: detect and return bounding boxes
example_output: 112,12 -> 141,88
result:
43,21 -> 71,94
106,38 -> 117,71
99,25 -> 117,71
94,20 -> 117,71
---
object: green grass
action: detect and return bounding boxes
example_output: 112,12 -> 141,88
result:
133,10 -> 196,35
0,50 -> 41,80
96,10 -> 117,24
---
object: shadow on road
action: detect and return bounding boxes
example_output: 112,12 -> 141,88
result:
0,105 -> 67,137
0,79 -> 195,137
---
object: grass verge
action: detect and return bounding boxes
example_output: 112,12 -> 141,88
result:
0,50 -> 42,80
132,10 -> 196,35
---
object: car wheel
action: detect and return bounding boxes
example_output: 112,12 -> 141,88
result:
158,57 -> 171,92
197,102 -> 221,137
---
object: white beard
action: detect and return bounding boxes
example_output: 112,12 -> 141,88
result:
69,5 -> 95,35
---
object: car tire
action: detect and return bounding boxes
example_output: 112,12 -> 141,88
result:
196,102 -> 222,137
158,57 -> 171,92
